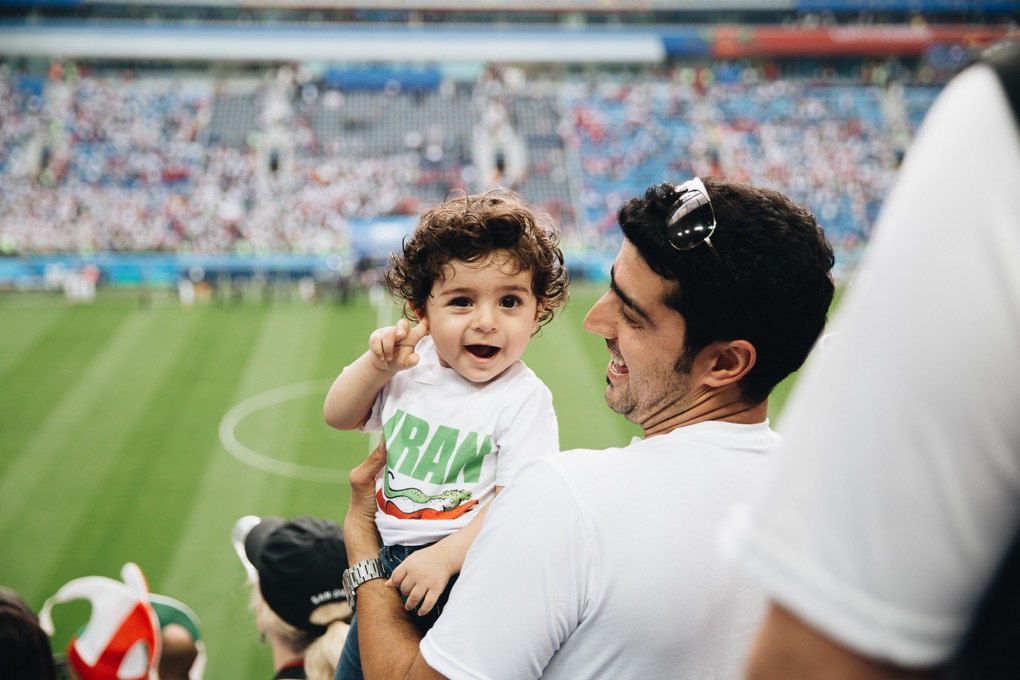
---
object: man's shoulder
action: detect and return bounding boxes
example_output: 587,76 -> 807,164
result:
507,442 -> 637,491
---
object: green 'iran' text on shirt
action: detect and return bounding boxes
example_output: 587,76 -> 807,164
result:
382,409 -> 494,485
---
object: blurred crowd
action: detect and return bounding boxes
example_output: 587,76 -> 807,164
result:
562,65 -> 934,252
0,59 -> 944,258
0,64 -> 425,256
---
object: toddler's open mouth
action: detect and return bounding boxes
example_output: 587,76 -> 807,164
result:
466,344 -> 500,359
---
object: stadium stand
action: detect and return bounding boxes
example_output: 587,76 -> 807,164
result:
561,72 -> 929,250
0,60 -> 942,251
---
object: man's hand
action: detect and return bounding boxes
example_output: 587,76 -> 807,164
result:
387,543 -> 456,616
344,438 -> 387,561
368,318 -> 430,374
342,438 -> 448,680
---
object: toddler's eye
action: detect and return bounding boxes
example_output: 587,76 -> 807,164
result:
499,296 -> 522,309
450,297 -> 471,308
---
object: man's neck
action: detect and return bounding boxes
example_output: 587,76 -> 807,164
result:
642,398 -> 768,438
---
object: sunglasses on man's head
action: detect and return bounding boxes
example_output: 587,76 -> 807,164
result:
660,177 -> 757,336
664,177 -> 723,268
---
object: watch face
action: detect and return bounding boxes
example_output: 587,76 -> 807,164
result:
342,569 -> 356,607
341,559 -> 384,613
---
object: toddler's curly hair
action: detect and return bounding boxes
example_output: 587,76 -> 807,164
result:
385,189 -> 569,329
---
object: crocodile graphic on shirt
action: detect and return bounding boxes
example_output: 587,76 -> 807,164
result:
379,471 -> 478,520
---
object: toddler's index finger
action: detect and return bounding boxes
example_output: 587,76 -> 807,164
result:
407,317 -> 429,345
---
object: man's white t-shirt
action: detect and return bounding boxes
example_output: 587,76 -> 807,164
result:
720,62 -> 1020,667
421,421 -> 778,679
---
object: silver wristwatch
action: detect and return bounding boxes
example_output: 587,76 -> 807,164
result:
342,558 -> 386,612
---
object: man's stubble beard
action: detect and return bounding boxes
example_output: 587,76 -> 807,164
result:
605,349 -> 695,423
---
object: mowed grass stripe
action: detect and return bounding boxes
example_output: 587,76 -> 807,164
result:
57,305 -> 270,592
0,304 -> 203,600
157,303 -> 353,678
225,305 -> 341,478
0,296 -> 69,379
0,302 -> 132,480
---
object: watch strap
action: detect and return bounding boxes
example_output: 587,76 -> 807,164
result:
342,558 -> 386,611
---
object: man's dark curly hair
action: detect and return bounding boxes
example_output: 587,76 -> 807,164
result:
385,189 -> 569,329
618,177 -> 836,404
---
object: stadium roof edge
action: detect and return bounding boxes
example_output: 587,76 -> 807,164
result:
1,21 -> 1013,62
0,23 -> 669,62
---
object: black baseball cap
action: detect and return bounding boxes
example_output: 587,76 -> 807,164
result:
239,515 -> 349,634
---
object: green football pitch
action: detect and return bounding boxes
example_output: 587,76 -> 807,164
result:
0,281 -> 803,677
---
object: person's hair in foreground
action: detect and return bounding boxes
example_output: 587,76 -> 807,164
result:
249,585 -> 348,680
386,188 -> 569,326
618,176 -> 836,403
156,623 -> 199,680
0,585 -> 58,680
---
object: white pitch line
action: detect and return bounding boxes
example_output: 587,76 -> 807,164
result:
221,288 -> 402,479
218,379 -> 347,483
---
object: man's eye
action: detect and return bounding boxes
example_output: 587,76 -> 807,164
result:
499,296 -> 522,309
620,308 -> 642,327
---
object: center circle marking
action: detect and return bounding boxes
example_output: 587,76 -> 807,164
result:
218,379 -> 348,483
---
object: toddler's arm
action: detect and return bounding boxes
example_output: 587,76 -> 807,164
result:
387,487 -> 503,616
323,317 -> 429,430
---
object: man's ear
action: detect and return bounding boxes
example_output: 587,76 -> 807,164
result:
701,339 -> 756,388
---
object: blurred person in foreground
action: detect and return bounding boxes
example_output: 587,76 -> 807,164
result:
719,41 -> 1020,679
148,595 -> 205,680
41,562 -> 162,680
0,585 -> 58,680
340,176 -> 836,678
233,515 -> 352,680
40,562 -> 204,680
